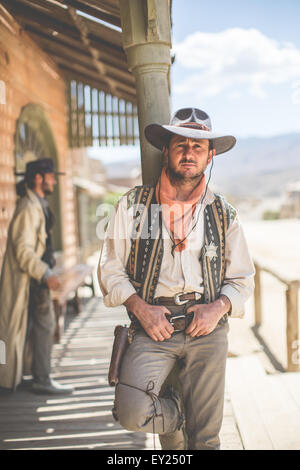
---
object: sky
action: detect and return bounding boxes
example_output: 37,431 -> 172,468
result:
171,0 -> 300,138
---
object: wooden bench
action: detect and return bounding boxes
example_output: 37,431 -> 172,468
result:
51,264 -> 95,343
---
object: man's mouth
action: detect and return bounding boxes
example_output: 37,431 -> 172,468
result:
181,162 -> 196,167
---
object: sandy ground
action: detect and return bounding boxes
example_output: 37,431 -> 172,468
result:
243,218 -> 300,281
233,219 -> 300,369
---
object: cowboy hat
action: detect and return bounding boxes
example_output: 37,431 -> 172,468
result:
15,158 -> 65,177
144,108 -> 236,155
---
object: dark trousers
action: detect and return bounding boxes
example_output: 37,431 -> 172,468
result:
26,279 -> 55,381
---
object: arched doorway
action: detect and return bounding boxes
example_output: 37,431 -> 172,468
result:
14,103 -> 63,254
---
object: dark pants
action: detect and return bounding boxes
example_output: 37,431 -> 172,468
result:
26,279 -> 55,381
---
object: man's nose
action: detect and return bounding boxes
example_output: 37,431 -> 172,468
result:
183,144 -> 193,156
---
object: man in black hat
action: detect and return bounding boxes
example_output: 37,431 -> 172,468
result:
0,158 -> 73,394
98,108 -> 255,449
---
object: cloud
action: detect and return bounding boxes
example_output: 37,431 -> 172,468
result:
228,91 -> 242,101
173,28 -> 300,98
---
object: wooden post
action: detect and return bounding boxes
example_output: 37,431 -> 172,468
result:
286,282 -> 300,372
119,0 -> 172,185
254,263 -> 262,326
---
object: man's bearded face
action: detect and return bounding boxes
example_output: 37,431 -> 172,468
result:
42,172 -> 57,195
164,136 -> 211,181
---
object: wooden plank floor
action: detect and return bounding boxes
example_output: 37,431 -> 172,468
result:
227,355 -> 300,450
0,298 -> 148,450
0,297 -> 243,450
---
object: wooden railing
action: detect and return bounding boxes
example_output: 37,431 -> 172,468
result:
254,261 -> 300,372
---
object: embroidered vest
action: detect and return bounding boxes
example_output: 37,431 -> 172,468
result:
125,184 -> 235,305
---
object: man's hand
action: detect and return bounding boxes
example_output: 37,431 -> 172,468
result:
45,275 -> 61,291
185,295 -> 231,337
124,294 -> 174,342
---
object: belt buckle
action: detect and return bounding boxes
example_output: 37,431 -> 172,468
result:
170,314 -> 186,332
174,292 -> 189,305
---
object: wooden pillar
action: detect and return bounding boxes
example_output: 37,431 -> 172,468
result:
119,0 -> 172,185
254,263 -> 262,326
286,282 -> 300,372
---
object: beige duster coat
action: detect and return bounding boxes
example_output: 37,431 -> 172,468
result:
0,189 -> 48,390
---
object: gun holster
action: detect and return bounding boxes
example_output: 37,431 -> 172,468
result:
108,325 -> 129,387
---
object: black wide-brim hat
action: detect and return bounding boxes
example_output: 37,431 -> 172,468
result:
15,158 -> 65,177
145,108 -> 236,156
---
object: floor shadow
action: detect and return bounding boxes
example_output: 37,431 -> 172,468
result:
251,325 -> 286,373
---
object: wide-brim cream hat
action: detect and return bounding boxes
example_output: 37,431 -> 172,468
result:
144,108 -> 236,155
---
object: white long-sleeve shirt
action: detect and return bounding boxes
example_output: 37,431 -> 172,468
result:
98,186 -> 255,318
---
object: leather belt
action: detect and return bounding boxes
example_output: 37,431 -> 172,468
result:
168,312 -> 194,332
154,291 -> 202,306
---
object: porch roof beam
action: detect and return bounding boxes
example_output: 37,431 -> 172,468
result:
87,0 -> 120,17
2,0 -> 82,40
2,0 -> 137,104
2,0 -> 123,46
50,53 -> 136,95
56,0 -> 121,27
24,24 -> 126,61
61,67 -> 136,103
66,6 -> 119,96
28,30 -> 135,85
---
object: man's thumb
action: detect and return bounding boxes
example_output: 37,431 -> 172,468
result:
163,308 -> 172,315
